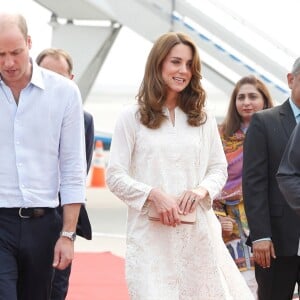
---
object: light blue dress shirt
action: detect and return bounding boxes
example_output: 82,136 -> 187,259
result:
0,62 -> 86,208
289,98 -> 300,123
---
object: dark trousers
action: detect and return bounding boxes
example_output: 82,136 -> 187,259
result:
0,209 -> 61,300
50,265 -> 72,300
50,204 -> 92,300
256,256 -> 300,300
50,207 -> 71,300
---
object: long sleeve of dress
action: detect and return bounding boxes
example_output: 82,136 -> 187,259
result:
197,114 -> 228,209
107,106 -> 227,211
106,105 -> 152,211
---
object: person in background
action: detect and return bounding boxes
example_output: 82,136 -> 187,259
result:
277,122 -> 300,214
36,48 -> 75,79
36,48 -> 94,300
106,31 -> 254,299
0,13 -> 86,300
242,57 -> 300,300
213,75 -> 274,297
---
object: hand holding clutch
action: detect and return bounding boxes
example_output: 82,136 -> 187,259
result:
148,204 -> 196,224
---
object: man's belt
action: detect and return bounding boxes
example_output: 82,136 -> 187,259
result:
0,207 -> 55,218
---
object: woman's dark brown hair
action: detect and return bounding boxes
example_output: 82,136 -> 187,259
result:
137,32 -> 206,129
221,75 -> 274,138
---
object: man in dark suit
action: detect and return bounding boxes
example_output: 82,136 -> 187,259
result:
36,48 -> 94,300
277,122 -> 300,215
243,57 -> 300,300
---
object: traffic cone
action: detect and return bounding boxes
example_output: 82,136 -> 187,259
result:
90,140 -> 106,188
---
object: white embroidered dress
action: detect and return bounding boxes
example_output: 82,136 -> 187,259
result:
106,104 -> 254,300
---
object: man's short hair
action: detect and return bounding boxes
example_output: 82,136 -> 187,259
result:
36,48 -> 73,75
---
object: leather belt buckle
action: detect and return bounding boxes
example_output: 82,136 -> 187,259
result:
18,208 -> 46,218
18,208 -> 31,218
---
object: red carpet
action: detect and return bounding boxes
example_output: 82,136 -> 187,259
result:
67,252 -> 299,300
66,252 -> 129,300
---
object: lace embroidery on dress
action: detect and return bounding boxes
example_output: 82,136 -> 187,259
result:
107,105 -> 254,300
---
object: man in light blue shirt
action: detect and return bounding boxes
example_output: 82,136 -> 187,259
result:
0,12 -> 86,300
36,47 -> 94,300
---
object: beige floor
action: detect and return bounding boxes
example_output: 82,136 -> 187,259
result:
74,188 -> 127,258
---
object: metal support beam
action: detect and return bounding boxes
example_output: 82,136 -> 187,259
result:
49,15 -> 121,102
77,25 -> 121,101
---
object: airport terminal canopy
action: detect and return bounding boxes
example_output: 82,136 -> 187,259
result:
33,0 -> 298,105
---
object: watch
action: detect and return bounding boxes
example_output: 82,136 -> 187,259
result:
60,231 -> 76,241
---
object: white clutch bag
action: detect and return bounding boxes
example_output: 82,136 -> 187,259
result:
148,204 -> 197,224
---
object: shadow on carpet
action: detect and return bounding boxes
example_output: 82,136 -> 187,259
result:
67,252 -> 129,300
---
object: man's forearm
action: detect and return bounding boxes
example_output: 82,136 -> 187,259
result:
62,203 -> 81,231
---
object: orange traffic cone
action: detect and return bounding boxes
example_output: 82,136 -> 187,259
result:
90,140 -> 106,188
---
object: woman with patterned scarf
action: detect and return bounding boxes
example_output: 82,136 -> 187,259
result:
213,75 -> 274,297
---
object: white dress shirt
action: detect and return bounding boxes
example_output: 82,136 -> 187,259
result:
0,62 -> 86,208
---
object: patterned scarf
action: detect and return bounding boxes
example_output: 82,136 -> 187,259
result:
216,128 -> 245,203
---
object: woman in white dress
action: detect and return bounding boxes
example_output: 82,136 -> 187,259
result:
106,32 -> 254,300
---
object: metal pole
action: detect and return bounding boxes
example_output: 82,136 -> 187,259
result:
170,0 -> 175,32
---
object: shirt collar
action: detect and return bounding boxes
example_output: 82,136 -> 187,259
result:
0,58 -> 45,90
31,59 -> 45,90
289,98 -> 300,119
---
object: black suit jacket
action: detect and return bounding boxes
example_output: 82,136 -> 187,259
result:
76,111 -> 94,240
84,111 -> 94,172
277,122 -> 300,215
243,99 -> 300,256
